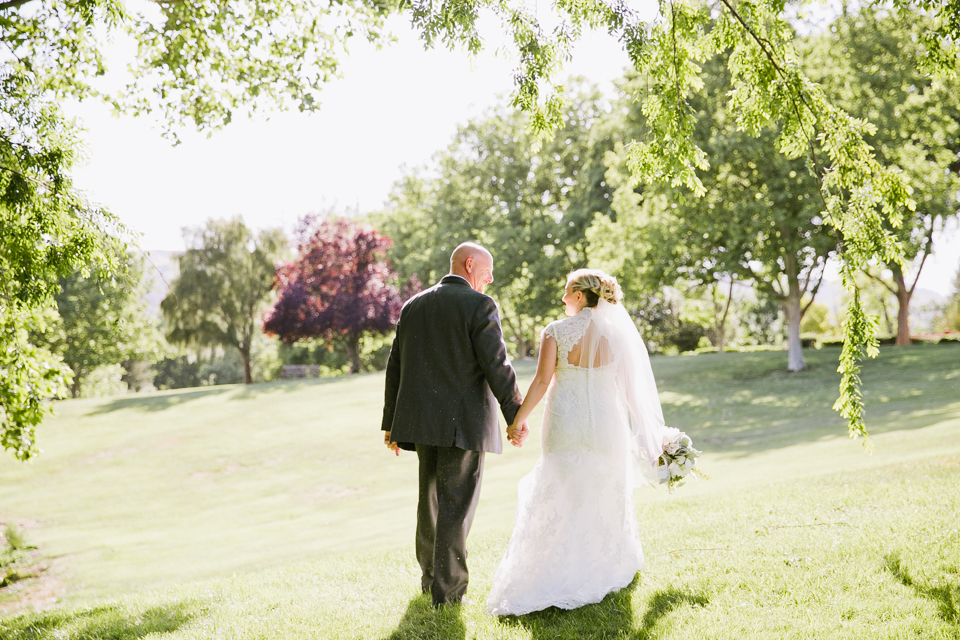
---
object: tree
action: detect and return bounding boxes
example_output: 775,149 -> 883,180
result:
0,308 -> 72,461
379,83 -> 614,355
37,252 -> 160,397
1,55 -> 125,459
803,8 -> 960,345
161,218 -> 285,384
263,216 -> 409,374
593,58 -> 833,371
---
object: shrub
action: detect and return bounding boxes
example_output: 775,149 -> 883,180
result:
153,356 -> 202,390
671,321 -> 707,353
81,364 -> 128,398
3,524 -> 28,551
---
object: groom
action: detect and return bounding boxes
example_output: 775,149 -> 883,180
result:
382,242 -> 528,607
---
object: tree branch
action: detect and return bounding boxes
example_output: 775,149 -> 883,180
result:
907,218 -> 936,297
719,276 -> 735,328
863,269 -> 898,296
716,0 -> 784,74
0,163 -> 53,190
716,0 -> 835,232
801,263 -> 826,317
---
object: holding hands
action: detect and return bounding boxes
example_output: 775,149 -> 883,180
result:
386,422 -> 528,454
507,420 -> 529,447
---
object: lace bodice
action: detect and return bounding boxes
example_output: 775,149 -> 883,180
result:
542,308 -> 594,369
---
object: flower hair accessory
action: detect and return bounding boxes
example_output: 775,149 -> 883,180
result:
596,278 -> 623,305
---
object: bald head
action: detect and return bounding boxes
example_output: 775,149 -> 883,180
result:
450,242 -> 494,293
450,242 -> 491,270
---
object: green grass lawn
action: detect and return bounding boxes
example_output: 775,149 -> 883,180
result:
1,344 -> 958,638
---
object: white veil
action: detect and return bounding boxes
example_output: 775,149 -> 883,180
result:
576,299 -> 666,487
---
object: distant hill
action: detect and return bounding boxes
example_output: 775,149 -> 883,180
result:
814,278 -> 948,334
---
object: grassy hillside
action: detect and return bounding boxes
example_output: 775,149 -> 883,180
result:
1,344 -> 958,638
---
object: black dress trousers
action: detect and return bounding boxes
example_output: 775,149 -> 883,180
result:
415,443 -> 485,606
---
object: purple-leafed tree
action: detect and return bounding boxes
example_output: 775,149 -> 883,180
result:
263,217 -> 415,373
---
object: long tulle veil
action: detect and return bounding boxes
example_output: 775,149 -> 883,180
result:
577,299 -> 666,486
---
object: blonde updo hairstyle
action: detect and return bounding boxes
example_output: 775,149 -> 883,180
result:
567,269 -> 622,307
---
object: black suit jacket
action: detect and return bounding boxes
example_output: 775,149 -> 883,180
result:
381,275 -> 523,453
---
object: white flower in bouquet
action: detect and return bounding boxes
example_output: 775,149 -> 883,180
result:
658,428 -> 706,492
661,427 -> 681,448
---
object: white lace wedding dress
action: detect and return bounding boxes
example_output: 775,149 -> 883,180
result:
487,305 -> 656,616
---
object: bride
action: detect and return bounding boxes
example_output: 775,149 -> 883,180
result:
488,269 -> 669,616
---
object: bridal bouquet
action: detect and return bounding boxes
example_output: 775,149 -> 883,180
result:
657,427 -> 704,492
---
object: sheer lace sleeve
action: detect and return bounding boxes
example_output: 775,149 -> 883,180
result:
541,322 -> 565,362
544,313 -> 591,367
541,323 -> 555,343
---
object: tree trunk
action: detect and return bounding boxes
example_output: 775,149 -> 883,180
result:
892,267 -> 913,345
783,255 -> 806,372
70,371 -> 81,398
877,293 -> 895,335
501,314 -> 527,359
714,279 -> 735,354
240,346 -> 253,384
346,335 -> 362,374
518,335 -> 530,359
784,293 -> 805,371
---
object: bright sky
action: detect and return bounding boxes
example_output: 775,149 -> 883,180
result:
65,8 -> 959,297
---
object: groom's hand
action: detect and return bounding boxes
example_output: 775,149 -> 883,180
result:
384,431 -> 399,456
506,423 -> 519,447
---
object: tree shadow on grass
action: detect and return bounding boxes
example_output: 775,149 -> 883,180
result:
88,373 -> 382,415
884,552 -> 960,627
498,576 -> 708,640
0,599 -> 199,639
88,387 -> 233,415
228,372 -> 382,401
381,594 -> 465,640
654,345 -> 960,459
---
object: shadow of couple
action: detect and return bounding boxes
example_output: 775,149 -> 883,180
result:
383,576 -> 709,640
381,594 -> 467,640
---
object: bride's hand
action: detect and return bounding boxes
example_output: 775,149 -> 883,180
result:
507,420 -> 529,447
